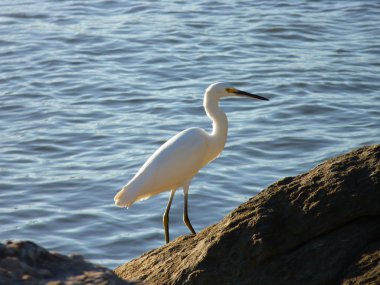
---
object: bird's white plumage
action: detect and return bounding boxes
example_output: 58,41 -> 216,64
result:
115,127 -> 210,207
113,82 -> 268,243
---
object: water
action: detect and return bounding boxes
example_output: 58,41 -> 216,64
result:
1,0 -> 379,268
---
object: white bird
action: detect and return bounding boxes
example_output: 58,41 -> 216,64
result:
114,82 -> 269,243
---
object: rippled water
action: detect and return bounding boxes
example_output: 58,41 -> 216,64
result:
1,0 -> 379,268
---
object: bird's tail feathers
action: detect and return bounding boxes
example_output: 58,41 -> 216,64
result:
114,186 -> 135,208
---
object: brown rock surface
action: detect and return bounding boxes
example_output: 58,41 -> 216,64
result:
114,144 -> 380,285
0,240 -> 137,285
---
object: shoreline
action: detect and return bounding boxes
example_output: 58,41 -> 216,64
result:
2,144 -> 379,284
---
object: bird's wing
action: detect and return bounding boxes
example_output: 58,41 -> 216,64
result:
129,128 -> 209,198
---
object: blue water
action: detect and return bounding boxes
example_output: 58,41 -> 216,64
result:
1,0 -> 379,268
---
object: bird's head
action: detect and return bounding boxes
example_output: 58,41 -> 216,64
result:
206,82 -> 269,101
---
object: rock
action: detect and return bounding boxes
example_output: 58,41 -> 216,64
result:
0,240 -> 138,285
114,144 -> 380,285
341,240 -> 380,285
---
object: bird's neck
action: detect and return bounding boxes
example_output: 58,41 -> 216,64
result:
204,93 -> 228,157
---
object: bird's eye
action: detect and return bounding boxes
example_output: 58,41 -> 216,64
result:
226,88 -> 237,93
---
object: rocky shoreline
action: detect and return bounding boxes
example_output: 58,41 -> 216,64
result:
0,240 -> 134,285
115,144 -> 380,285
1,145 -> 379,284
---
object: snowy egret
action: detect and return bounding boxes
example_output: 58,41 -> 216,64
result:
114,82 -> 269,243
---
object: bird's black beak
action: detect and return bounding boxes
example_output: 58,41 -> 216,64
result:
235,89 -> 269,101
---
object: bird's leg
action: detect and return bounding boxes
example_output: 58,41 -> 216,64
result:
183,184 -> 196,235
163,189 -> 176,244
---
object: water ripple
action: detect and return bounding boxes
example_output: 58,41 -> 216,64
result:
0,0 -> 379,268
